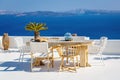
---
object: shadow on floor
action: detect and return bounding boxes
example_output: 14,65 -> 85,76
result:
0,60 -> 62,72
93,55 -> 120,60
0,61 -> 30,72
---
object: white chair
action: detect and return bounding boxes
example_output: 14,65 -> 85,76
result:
14,37 -> 31,62
20,43 -> 31,62
30,42 -> 53,72
14,37 -> 25,62
88,36 -> 108,64
14,37 -> 24,48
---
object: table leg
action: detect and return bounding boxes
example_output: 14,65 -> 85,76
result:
80,45 -> 91,67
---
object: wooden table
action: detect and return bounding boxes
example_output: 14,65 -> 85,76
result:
48,39 -> 93,67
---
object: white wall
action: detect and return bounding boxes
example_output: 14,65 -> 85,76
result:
0,36 -> 120,55
103,40 -> 120,55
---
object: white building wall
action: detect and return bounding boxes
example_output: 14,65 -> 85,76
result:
104,40 -> 120,54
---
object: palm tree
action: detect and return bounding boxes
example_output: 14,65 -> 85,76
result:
25,22 -> 48,41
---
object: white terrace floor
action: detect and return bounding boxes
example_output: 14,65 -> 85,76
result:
0,51 -> 120,80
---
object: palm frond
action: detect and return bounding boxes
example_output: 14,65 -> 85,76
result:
25,22 -> 48,32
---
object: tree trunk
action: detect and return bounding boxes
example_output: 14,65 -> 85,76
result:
34,31 -> 40,41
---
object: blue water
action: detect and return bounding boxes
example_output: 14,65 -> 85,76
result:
0,14 -> 120,39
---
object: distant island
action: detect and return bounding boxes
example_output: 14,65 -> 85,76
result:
0,9 -> 120,16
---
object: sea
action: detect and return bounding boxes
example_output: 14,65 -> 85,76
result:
0,13 -> 120,39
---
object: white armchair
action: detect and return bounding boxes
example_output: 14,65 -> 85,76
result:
20,44 -> 31,62
30,42 -> 53,72
14,37 -> 26,62
88,36 -> 108,64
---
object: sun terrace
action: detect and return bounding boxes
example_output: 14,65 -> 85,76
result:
0,36 -> 120,80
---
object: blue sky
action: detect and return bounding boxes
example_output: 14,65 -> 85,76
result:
0,0 -> 120,12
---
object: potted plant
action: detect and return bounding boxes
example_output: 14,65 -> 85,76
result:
25,22 -> 48,41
